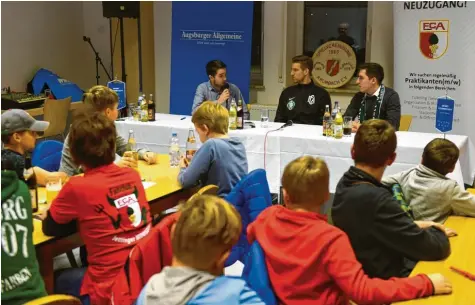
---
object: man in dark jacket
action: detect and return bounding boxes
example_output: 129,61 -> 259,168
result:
275,55 -> 331,125
332,119 -> 451,279
344,63 -> 401,131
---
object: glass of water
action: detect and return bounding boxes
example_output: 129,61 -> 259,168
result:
260,108 -> 269,128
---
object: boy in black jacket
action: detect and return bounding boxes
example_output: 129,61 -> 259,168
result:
275,55 -> 331,125
332,119 -> 452,279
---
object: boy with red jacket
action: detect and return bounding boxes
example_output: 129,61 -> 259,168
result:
42,109 -> 151,305
248,156 -> 452,305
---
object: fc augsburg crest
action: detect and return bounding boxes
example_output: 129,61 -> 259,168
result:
287,98 -> 296,110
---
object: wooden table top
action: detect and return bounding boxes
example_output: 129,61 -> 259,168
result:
394,216 -> 475,305
33,154 -> 181,246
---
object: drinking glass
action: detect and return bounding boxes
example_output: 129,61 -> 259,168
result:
260,108 -> 269,128
46,176 -> 62,206
343,116 -> 352,136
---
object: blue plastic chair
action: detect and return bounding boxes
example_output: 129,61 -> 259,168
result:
31,140 -> 64,171
225,169 -> 272,266
242,241 -> 277,305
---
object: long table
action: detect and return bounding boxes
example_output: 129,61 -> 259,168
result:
34,155 -> 192,293
116,114 -> 475,193
394,216 -> 475,305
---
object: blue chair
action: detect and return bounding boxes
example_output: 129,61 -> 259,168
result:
31,140 -> 64,172
242,241 -> 277,305
225,169 -> 272,266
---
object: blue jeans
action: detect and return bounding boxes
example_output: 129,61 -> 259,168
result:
54,267 -> 90,305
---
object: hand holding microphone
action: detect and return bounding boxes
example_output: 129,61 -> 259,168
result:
218,83 -> 230,105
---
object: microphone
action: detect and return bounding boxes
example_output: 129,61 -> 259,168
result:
279,120 -> 293,130
222,83 -> 230,106
83,36 -> 90,42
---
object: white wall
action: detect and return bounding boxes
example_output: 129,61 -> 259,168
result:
1,1 -> 99,91
82,1 -> 112,85
153,1 -> 172,114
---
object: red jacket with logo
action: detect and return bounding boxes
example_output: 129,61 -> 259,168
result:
48,164 -> 151,305
247,206 -> 434,305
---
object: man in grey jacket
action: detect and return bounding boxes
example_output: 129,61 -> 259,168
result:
382,138 -> 475,223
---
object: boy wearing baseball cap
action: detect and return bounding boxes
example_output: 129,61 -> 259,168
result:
1,109 -> 66,185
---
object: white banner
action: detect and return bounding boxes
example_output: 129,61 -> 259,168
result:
394,1 -> 475,143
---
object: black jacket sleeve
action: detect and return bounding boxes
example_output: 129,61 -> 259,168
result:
315,90 -> 332,125
382,91 -> 401,131
371,192 -> 451,262
274,90 -> 287,123
343,93 -> 363,120
42,210 -> 77,237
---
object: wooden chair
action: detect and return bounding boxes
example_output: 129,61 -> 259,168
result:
399,114 -> 413,131
189,184 -> 219,200
156,185 -> 219,223
24,294 -> 81,305
41,97 -> 72,140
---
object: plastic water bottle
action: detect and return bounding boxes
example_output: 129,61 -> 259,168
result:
169,132 -> 180,167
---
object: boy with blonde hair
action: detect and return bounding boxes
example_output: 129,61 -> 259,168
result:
248,156 -> 452,305
383,138 -> 475,223
179,101 -> 248,197
136,195 -> 264,305
59,85 -> 157,176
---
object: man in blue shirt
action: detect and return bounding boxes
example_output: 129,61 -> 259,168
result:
192,60 -> 249,119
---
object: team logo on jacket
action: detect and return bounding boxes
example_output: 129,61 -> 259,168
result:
94,183 -> 148,230
312,41 -> 356,89
307,95 -> 315,105
419,20 -> 449,60
287,98 -> 296,110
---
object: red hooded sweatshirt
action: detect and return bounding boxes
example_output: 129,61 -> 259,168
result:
247,206 -> 434,305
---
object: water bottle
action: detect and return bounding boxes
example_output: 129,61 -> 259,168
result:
169,132 -> 180,167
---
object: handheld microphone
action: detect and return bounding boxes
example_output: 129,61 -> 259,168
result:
221,83 -> 230,106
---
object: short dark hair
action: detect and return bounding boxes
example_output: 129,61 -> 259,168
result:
1,131 -> 26,144
422,138 -> 459,175
68,108 -> 116,169
359,63 -> 384,85
353,119 -> 397,167
292,55 -> 313,73
206,60 -> 227,78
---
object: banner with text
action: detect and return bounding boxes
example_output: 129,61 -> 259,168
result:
394,1 -> 475,143
170,2 -> 254,115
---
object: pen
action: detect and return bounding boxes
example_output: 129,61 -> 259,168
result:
450,266 -> 475,281
180,117 -> 187,120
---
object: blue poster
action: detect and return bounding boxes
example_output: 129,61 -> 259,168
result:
170,1 -> 254,115
435,97 -> 455,133
107,80 -> 127,110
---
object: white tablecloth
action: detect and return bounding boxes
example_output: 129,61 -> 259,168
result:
116,113 -> 475,194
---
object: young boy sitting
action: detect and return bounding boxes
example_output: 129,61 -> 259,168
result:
248,156 -> 452,305
2,165 -> 47,305
41,109 -> 152,305
179,101 -> 248,197
59,85 -> 157,176
136,195 -> 264,305
1,109 -> 67,185
332,119 -> 451,280
382,138 -> 475,223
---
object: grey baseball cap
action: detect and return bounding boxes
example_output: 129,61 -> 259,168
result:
1,109 -> 49,135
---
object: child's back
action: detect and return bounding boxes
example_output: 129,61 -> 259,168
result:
179,137 -> 247,197
137,266 -> 261,305
382,138 -> 475,223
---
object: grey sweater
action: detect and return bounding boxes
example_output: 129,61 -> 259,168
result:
58,132 -> 147,176
382,164 -> 475,223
